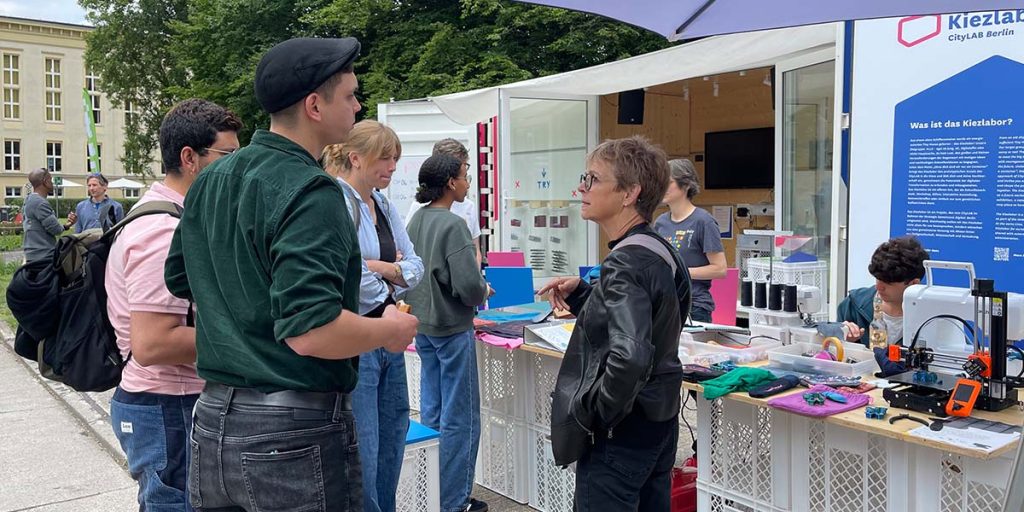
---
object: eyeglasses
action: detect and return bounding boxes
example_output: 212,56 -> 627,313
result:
579,172 -> 599,191
205,147 -> 238,156
457,174 -> 473,185
463,162 -> 473,171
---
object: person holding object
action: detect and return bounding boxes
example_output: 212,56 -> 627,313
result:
654,158 -> 725,323
163,37 -> 418,511
22,168 -> 76,263
405,153 -> 491,512
539,136 -> 691,511
323,120 -> 425,512
836,236 -> 929,346
74,173 -> 124,232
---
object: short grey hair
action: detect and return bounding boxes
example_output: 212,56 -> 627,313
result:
432,138 -> 469,161
669,158 -> 700,199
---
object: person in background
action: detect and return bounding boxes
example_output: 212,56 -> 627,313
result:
22,168 -> 76,263
323,120 -> 424,512
405,138 -> 482,266
654,158 -> 725,323
838,235 -> 929,346
540,136 -> 690,511
405,154 -> 491,512
164,37 -> 418,510
74,173 -> 125,232
106,98 -> 242,512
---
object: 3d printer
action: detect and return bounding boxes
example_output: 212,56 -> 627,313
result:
882,262 -> 1024,416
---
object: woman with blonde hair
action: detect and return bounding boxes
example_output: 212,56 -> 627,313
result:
323,120 -> 424,512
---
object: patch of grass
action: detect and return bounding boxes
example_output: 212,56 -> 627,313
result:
0,260 -> 18,330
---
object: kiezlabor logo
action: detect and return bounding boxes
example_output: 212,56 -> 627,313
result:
897,15 -> 942,47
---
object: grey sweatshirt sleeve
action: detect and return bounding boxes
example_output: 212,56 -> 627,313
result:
446,226 -> 488,307
36,200 -> 64,236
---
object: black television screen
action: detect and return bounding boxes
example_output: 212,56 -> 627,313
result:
704,127 -> 774,189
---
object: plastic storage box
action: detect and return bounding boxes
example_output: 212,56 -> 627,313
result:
679,331 -> 783,364
766,341 -> 879,377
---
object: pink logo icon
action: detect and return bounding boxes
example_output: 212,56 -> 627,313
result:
898,15 -> 942,47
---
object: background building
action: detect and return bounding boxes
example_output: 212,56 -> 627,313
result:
0,16 -> 157,210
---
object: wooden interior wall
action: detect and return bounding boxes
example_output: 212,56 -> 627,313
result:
597,68 -> 776,265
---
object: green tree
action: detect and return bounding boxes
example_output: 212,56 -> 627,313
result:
81,0 -> 190,177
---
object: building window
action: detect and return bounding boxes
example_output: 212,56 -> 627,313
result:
46,141 -> 62,173
54,186 -> 64,197
5,186 -> 21,198
85,143 -> 101,172
124,100 -> 137,126
123,188 -> 139,199
86,68 -> 101,125
2,53 -> 19,120
44,57 -> 62,122
4,139 -> 20,171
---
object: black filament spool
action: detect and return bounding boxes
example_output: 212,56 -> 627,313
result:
740,280 -> 753,307
783,284 -> 798,312
768,283 -> 784,311
754,281 -> 767,309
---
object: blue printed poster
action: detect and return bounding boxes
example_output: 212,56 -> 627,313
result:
890,56 -> 1024,291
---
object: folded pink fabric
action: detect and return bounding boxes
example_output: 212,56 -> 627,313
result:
767,384 -> 872,417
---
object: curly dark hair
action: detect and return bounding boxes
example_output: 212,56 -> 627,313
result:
868,236 -> 929,283
159,98 -> 243,175
415,154 -> 462,204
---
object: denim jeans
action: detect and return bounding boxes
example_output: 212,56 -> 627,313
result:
574,411 -> 679,512
188,386 -> 362,511
110,387 -> 199,512
690,305 -> 712,323
415,331 -> 481,512
352,348 -> 410,512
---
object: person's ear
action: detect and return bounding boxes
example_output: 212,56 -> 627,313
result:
180,147 -> 199,175
622,184 -> 640,207
908,278 -> 921,286
304,93 -> 322,121
349,152 -> 362,170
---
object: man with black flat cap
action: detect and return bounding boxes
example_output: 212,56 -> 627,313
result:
165,37 -> 419,511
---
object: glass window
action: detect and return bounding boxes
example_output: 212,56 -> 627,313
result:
124,100 -> 137,127
5,186 -> 22,198
85,143 -> 101,173
2,53 -> 19,120
123,188 -> 139,198
4,139 -> 20,171
44,57 -> 62,122
46,141 -> 62,173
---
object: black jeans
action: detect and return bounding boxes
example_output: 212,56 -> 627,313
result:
574,410 -> 679,512
188,385 -> 362,511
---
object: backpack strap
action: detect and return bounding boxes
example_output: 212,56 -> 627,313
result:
615,232 -> 678,276
100,200 -> 182,242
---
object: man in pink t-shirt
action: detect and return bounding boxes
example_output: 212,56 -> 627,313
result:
105,99 -> 241,511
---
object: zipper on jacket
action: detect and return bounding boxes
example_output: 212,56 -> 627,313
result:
569,328 -> 595,445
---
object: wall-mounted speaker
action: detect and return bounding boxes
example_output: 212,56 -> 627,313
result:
617,89 -> 645,125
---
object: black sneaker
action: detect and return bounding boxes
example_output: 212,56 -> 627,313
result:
467,498 -> 488,512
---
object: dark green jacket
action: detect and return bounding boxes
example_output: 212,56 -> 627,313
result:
164,130 -> 362,393
836,286 -> 876,340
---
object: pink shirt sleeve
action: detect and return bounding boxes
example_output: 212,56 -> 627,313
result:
123,215 -> 190,316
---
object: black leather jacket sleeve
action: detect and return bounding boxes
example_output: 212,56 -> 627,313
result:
591,250 -> 655,428
565,280 -> 592,316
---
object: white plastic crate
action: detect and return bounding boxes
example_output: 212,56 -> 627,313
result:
681,331 -> 782,364
477,342 -> 527,419
746,258 -> 829,319
475,411 -> 530,503
766,341 -> 878,377
697,395 -> 791,511
404,349 -> 421,413
527,427 -> 576,512
397,422 -> 440,512
525,351 -> 562,430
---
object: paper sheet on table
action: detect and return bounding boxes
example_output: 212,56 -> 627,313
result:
908,425 -> 1021,454
527,323 -> 574,352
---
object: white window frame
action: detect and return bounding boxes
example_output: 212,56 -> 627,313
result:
123,188 -> 139,199
2,53 -> 19,120
86,68 -> 101,125
5,186 -> 21,198
46,141 -> 62,173
44,57 -> 62,122
4,139 -> 20,171
124,100 -> 137,127
86,142 -> 102,173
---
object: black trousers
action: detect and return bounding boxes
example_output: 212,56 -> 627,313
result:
574,410 -> 679,512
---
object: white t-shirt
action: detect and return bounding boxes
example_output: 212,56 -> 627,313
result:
405,198 -> 481,239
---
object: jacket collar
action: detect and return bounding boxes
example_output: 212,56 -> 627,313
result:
607,222 -> 650,250
250,130 -> 319,167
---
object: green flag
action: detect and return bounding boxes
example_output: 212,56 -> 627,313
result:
82,88 -> 100,174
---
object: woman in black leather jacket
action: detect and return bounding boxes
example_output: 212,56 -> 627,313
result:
539,136 -> 691,512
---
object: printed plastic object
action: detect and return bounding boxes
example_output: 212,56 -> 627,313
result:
671,466 -> 697,512
803,392 -> 825,406
865,406 -> 888,420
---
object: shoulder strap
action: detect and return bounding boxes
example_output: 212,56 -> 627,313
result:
615,232 -> 678,276
100,200 -> 183,242
341,184 -> 361,231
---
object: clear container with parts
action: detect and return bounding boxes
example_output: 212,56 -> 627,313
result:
679,331 -> 783,364
766,341 -> 879,377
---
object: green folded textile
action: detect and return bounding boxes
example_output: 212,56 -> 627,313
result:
701,367 -> 777,399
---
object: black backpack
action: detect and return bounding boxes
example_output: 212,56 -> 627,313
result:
13,201 -> 183,392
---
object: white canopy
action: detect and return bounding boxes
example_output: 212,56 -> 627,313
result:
430,23 -> 837,125
108,177 -> 145,189
59,178 -> 84,188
